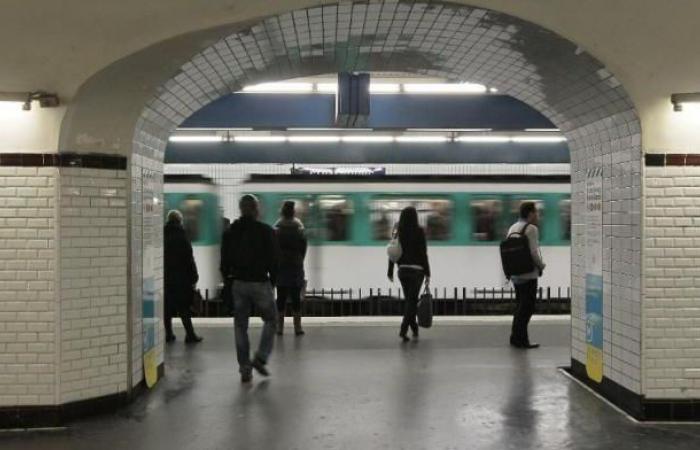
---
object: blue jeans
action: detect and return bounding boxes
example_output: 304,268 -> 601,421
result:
232,281 -> 277,374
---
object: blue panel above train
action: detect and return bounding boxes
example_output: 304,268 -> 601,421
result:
178,93 -> 556,130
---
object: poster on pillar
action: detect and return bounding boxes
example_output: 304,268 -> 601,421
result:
585,166 -> 604,383
142,170 -> 159,388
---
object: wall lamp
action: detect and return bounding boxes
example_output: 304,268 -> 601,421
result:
671,92 -> 700,112
0,91 -> 60,111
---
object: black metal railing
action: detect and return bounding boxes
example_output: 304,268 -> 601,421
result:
192,286 -> 571,317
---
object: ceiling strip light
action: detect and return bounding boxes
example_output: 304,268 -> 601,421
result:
341,136 -> 395,143
396,136 -> 451,143
403,83 -> 487,94
511,136 -> 566,143
288,136 -> 341,143
169,135 -> 224,143
455,136 -> 511,143
524,128 -> 561,132
233,136 -> 286,143
369,83 -> 401,94
242,82 -> 313,93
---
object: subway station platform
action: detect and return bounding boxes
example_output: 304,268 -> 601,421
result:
3,317 -> 700,450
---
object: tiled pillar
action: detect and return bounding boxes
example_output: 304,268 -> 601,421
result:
642,153 -> 700,419
0,153 -> 137,428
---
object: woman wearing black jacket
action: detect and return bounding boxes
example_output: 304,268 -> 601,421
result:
388,206 -> 431,342
164,210 -> 202,343
274,201 -> 308,336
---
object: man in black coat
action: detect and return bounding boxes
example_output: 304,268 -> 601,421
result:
221,195 -> 278,383
164,210 -> 202,344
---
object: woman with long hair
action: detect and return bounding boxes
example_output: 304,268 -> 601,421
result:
388,206 -> 431,342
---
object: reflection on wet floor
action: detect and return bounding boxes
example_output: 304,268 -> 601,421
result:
3,322 -> 700,450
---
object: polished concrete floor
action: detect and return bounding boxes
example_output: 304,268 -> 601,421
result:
3,318 -> 700,450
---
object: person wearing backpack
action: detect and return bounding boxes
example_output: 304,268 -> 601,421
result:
387,206 -> 431,342
274,201 -> 308,336
220,194 -> 279,383
506,202 -> 546,349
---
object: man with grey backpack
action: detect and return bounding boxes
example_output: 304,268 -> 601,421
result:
502,202 -> 546,349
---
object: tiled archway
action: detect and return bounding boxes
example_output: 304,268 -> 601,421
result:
132,0 -> 641,397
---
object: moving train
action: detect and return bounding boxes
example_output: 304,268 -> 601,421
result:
163,172 -> 572,296
244,174 -> 571,294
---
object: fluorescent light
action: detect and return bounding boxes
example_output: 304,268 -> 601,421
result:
511,136 -> 567,143
242,82 -> 313,93
287,127 -> 374,131
316,83 -> 337,93
396,136 -> 451,143
407,128 -> 492,132
0,101 -> 23,112
233,136 -> 286,143
288,136 -> 341,143
370,83 -> 401,94
490,87 -> 499,93
169,135 -> 223,143
403,83 -> 487,94
525,128 -> 561,132
455,136 -> 511,143
341,136 -> 395,143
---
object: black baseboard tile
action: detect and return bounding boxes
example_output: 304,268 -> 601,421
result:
0,363 -> 164,429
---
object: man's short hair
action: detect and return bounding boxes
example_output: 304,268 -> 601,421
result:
239,194 -> 259,217
519,201 -> 537,220
166,209 -> 183,224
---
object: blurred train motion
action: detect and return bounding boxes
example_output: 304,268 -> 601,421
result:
164,175 -> 222,295
164,171 -> 572,296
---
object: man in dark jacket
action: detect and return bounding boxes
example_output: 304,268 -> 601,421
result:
164,210 -> 202,343
221,195 -> 278,383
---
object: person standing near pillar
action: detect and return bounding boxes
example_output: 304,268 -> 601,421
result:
221,195 -> 279,383
163,210 -> 203,344
507,202 -> 546,349
274,201 -> 308,336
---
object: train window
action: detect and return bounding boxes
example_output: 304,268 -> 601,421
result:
318,196 -> 353,241
560,199 -> 572,241
510,199 -> 545,236
180,197 -> 203,242
471,200 -> 503,241
370,198 -> 453,241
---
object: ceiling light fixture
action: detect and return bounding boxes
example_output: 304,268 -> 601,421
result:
369,83 -> 401,94
671,92 -> 700,112
242,82 -> 314,93
511,136 -> 567,143
524,128 -> 561,132
169,135 -> 224,143
233,135 -> 287,143
341,136 -> 395,143
403,83 -> 487,94
395,136 -> 451,143
288,136 -> 341,143
455,136 -> 511,143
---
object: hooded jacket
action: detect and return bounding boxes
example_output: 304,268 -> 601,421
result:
274,217 -> 307,287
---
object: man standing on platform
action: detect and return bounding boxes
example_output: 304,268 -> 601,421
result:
221,195 -> 278,383
507,202 -> 546,349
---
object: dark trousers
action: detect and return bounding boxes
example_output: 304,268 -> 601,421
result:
511,279 -> 538,345
164,301 -> 196,339
398,268 -> 425,336
276,286 -> 302,314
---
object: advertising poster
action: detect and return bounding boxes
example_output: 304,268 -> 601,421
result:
585,167 -> 604,383
142,170 -> 159,388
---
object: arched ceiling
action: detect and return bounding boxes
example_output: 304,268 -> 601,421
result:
1,0 -> 699,111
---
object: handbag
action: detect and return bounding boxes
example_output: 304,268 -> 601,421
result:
417,284 -> 433,328
190,289 -> 203,316
387,228 -> 402,263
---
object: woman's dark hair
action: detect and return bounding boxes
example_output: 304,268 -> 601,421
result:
519,201 -> 537,219
281,200 -> 295,219
397,206 -> 421,244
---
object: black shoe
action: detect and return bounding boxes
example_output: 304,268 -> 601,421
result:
166,335 -> 176,343
522,342 -> 540,349
241,372 -> 252,383
399,332 -> 410,342
185,335 -> 203,344
251,358 -> 269,377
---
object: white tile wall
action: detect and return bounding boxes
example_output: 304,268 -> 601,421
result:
58,167 -> 128,403
0,167 -> 58,406
644,165 -> 700,399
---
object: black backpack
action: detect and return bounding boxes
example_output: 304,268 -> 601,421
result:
500,223 -> 535,279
